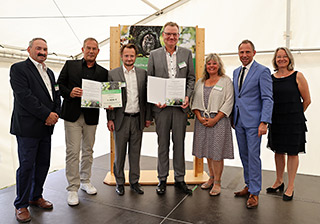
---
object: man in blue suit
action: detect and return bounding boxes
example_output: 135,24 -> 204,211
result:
233,40 -> 273,208
10,38 -> 61,222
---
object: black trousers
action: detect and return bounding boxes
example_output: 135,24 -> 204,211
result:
14,135 -> 51,209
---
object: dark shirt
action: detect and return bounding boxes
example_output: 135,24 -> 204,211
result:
82,58 -> 96,79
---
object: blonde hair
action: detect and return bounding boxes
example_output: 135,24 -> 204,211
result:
202,53 -> 225,81
272,47 -> 294,71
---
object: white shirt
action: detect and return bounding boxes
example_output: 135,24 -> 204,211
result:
29,56 -> 53,100
165,47 -> 178,79
123,65 -> 139,113
238,59 -> 254,88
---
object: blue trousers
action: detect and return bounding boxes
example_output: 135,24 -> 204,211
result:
235,116 -> 262,196
14,135 -> 51,209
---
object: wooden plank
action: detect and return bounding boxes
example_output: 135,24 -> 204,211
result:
109,26 -> 121,174
194,26 -> 205,176
110,26 -> 121,69
104,170 -> 209,186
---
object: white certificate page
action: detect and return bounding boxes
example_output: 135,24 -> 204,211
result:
147,76 -> 186,106
165,78 -> 186,106
81,79 -> 101,108
101,82 -> 123,108
147,76 -> 166,105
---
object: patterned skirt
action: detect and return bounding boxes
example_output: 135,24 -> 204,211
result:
192,113 -> 234,160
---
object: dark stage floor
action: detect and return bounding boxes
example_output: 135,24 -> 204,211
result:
1,154 -> 320,224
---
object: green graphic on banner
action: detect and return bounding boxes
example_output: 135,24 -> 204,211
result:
120,25 -> 196,71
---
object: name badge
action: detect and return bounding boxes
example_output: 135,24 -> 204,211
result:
214,85 -> 223,91
54,84 -> 59,91
178,61 -> 187,69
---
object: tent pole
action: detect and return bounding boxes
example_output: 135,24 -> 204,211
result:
286,0 -> 291,48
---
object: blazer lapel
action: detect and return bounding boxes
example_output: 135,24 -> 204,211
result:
47,69 -> 56,100
27,59 -> 52,100
119,66 -> 126,82
160,47 -> 168,77
135,68 -> 142,102
241,61 -> 257,92
119,67 -> 127,105
176,48 -> 182,78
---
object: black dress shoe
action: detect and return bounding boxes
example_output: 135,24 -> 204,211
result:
156,181 -> 166,195
266,183 -> 284,193
283,191 -> 294,201
130,183 -> 144,194
116,185 -> 124,196
174,181 -> 192,195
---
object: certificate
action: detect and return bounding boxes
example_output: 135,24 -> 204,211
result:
81,79 -> 123,108
147,76 -> 186,106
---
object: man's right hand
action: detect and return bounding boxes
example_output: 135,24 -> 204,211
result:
45,112 -> 59,126
107,120 -> 115,132
70,87 -> 83,98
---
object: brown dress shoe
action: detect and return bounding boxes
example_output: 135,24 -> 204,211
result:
15,208 -> 31,223
29,198 -> 53,209
247,194 -> 259,208
234,186 -> 249,197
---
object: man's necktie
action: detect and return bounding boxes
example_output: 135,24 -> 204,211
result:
238,67 -> 246,91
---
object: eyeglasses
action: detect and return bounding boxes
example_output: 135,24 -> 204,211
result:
163,32 -> 179,37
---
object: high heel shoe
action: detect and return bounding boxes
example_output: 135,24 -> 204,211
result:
283,191 -> 294,201
266,183 -> 284,193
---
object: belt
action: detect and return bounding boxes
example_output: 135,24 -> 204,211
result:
124,112 -> 140,117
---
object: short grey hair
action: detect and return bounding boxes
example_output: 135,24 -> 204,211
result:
83,37 -> 99,48
29,38 -> 47,47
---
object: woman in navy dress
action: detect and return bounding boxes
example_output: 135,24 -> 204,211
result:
266,47 -> 311,201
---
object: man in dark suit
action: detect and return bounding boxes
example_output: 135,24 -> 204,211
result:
57,38 -> 108,206
10,37 -> 61,222
233,40 -> 273,208
107,44 -> 151,195
147,22 -> 195,195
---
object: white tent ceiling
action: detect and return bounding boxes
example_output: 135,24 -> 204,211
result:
1,0 -> 320,64
0,0 -> 179,62
1,0 -> 320,188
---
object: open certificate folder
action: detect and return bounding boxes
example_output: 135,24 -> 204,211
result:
147,76 -> 186,106
81,79 -> 123,108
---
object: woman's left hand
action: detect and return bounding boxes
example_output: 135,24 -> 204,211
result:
203,118 -> 217,127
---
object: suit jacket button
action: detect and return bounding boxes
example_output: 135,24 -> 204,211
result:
238,96 -> 241,98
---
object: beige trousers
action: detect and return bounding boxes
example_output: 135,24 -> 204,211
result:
65,114 -> 97,191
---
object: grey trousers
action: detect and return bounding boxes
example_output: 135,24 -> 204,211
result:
154,107 -> 187,182
113,116 -> 143,185
64,114 -> 97,191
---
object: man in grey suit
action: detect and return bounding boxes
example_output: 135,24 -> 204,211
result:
107,44 -> 151,195
147,22 -> 195,195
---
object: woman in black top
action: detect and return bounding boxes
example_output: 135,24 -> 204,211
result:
266,47 -> 311,201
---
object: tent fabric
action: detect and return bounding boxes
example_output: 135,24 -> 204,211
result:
1,0 -> 319,189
